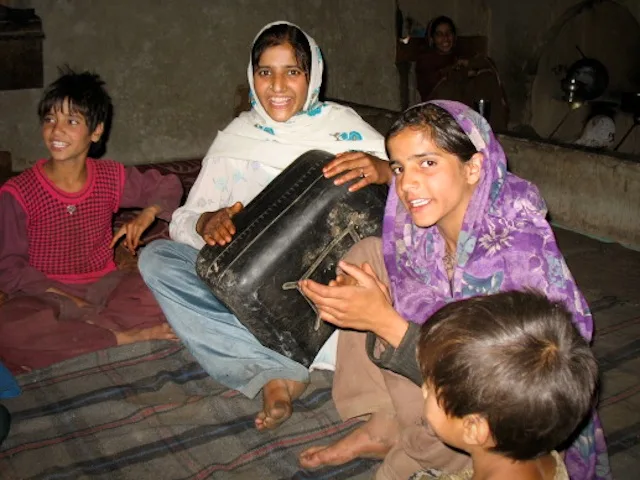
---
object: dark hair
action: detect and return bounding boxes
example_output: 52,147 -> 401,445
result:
251,23 -> 312,76
37,66 -> 113,158
428,15 -> 457,40
417,290 -> 598,461
386,103 -> 477,162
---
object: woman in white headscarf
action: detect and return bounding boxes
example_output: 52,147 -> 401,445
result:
138,21 -> 389,430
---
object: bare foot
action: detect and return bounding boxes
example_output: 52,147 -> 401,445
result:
114,323 -> 178,345
298,413 -> 399,469
255,378 -> 308,430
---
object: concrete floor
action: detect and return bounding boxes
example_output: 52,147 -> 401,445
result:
555,227 -> 640,480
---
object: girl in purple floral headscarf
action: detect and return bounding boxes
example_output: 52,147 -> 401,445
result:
299,101 -> 610,480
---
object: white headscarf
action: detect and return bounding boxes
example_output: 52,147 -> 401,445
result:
209,21 -> 386,169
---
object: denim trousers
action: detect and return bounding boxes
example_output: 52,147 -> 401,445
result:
138,239 -> 335,398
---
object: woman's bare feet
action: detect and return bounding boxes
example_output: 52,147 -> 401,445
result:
255,378 -> 308,430
114,323 -> 178,345
298,412 -> 400,469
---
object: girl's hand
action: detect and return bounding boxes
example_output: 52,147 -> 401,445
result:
109,205 -> 161,255
299,261 -> 394,333
323,152 -> 392,193
196,202 -> 244,246
328,272 -> 357,287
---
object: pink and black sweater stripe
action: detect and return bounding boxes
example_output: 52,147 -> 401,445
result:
2,158 -> 124,284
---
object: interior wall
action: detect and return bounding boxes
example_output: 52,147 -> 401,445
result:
0,0 -> 398,170
529,2 -> 640,152
399,0 -> 640,131
502,134 -> 640,248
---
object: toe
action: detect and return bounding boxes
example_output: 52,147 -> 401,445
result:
254,411 -> 267,429
298,446 -> 326,468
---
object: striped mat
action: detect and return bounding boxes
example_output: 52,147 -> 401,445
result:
0,342 -> 378,479
1,227 -> 639,479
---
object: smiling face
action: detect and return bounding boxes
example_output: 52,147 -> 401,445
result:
432,22 -> 455,54
253,43 -> 309,123
387,127 -> 482,238
41,98 -> 103,164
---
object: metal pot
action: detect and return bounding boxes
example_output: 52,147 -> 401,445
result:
562,58 -> 609,102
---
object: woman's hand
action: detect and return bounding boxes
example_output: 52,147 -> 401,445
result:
300,261 -> 407,346
110,205 -> 161,255
323,152 -> 392,193
196,202 -> 244,246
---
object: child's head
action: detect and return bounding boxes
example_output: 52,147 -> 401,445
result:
251,23 -> 311,122
417,290 -> 597,461
428,16 -> 456,54
385,103 -> 482,230
37,66 -> 112,160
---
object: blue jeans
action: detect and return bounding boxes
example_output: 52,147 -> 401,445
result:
138,240 -> 310,398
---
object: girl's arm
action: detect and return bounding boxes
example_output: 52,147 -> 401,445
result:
299,261 -> 410,346
299,260 -> 424,384
119,166 -> 183,222
365,322 -> 423,386
0,192 -> 63,295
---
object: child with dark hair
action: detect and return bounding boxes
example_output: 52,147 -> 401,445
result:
412,290 -> 598,480
0,67 -> 182,373
427,16 -> 457,55
37,67 -> 114,159
299,101 -> 609,479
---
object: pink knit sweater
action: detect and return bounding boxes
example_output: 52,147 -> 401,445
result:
0,158 -> 182,293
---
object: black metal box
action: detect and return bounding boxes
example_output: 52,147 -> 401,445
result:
197,150 -> 388,366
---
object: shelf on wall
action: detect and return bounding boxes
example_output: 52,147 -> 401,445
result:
0,6 -> 44,91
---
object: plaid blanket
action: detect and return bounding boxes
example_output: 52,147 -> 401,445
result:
3,228 -> 640,479
0,342 -> 378,480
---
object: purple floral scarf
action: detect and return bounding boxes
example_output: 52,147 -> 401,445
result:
382,101 -> 610,480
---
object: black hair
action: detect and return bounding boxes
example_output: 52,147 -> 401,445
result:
251,23 -> 312,76
37,66 -> 113,158
428,15 -> 457,40
386,103 -> 478,162
417,290 -> 598,461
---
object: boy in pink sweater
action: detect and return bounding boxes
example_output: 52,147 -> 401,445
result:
0,67 -> 183,373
